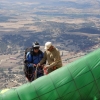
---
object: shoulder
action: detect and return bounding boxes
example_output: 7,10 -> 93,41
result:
26,51 -> 31,56
53,47 -> 60,54
54,47 -> 59,52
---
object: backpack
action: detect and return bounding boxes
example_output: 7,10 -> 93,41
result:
23,47 -> 34,82
24,47 -> 33,62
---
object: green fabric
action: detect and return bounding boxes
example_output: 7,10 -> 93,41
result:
1,48 -> 100,100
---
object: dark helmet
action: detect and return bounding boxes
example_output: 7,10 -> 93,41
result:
32,42 -> 40,49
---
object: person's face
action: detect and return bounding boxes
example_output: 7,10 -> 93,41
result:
47,46 -> 53,51
34,47 -> 39,53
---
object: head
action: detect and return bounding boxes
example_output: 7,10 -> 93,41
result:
44,42 -> 53,51
32,42 -> 40,53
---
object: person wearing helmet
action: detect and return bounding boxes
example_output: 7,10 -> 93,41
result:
24,42 -> 45,82
38,41 -> 62,74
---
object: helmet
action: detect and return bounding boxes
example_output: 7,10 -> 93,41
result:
32,42 -> 40,49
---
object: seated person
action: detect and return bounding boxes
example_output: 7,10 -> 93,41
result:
24,42 -> 44,82
38,42 -> 62,74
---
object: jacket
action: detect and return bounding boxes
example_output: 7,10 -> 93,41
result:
40,47 -> 62,69
26,50 -> 44,65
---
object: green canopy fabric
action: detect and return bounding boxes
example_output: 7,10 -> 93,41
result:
0,48 -> 100,100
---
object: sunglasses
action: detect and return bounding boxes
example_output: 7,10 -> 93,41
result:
34,47 -> 39,49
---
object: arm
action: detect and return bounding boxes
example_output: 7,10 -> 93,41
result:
40,51 -> 47,65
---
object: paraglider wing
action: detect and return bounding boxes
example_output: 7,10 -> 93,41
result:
0,48 -> 100,100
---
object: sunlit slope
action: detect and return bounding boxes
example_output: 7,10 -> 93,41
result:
1,48 -> 100,100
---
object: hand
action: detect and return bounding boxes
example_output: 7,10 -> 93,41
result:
37,63 -> 41,67
33,64 -> 36,67
43,66 -> 48,75
43,66 -> 49,70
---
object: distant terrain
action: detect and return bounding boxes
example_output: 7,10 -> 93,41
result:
0,0 -> 100,89
0,0 -> 100,52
